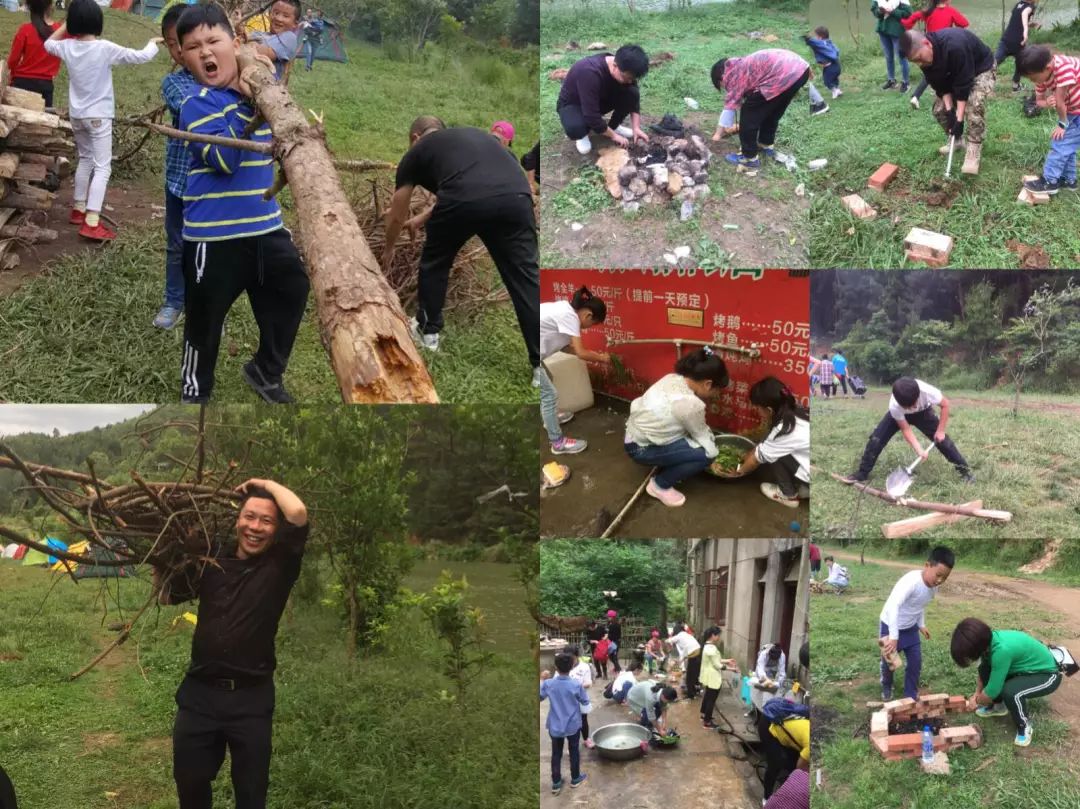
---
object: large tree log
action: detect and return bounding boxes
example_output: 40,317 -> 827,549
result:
236,46 -> 438,403
0,104 -> 62,128
819,468 -> 1012,523
12,162 -> 46,183
3,123 -> 74,156
1,190 -> 54,211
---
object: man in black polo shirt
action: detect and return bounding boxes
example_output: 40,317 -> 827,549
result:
157,478 -> 308,809
901,28 -> 996,175
382,115 -> 540,375
557,44 -> 651,155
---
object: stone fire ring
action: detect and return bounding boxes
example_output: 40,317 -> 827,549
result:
869,694 -> 982,762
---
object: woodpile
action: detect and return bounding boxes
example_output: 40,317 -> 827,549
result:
0,66 -> 71,271
608,133 -> 712,211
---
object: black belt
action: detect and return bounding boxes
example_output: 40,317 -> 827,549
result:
190,674 -> 270,691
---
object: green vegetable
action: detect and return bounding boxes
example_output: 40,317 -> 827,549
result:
712,445 -> 743,472
608,354 -> 634,385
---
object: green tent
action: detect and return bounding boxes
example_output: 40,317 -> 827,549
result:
21,547 -> 51,566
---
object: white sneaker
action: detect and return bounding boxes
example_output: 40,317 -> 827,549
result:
831,87 -> 842,99
409,316 -> 439,352
575,136 -> 592,155
557,410 -> 575,424
910,94 -> 920,110
614,125 -> 634,138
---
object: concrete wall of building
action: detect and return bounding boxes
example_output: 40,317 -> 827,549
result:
687,539 -> 808,681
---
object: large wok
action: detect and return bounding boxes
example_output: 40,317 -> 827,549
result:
591,723 -> 651,761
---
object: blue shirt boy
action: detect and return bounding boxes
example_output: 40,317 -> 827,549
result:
540,674 -> 589,738
162,68 -> 198,199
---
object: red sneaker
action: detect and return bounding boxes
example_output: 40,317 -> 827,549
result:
78,222 -> 116,241
69,209 -> 86,225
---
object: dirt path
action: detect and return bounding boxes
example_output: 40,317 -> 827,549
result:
0,180 -> 162,298
854,389 -> 1080,416
830,550 -> 1080,744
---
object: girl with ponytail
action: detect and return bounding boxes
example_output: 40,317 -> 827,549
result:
538,285 -> 611,454
7,0 -> 62,107
716,376 -> 809,508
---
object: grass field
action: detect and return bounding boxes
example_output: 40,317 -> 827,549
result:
809,559 -> 1080,809
539,1 -> 812,268
805,20 -> 1080,268
808,391 -> 1080,540
0,560 -> 536,809
0,11 -> 539,404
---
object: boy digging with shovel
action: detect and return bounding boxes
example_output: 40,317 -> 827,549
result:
843,376 -> 973,485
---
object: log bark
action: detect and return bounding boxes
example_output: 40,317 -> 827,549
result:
0,152 -> 18,179
0,223 -> 57,242
236,46 -> 439,403
2,85 -> 46,112
1,190 -> 53,210
4,123 -> 74,156
0,104 -> 62,128
12,162 -> 46,183
820,468 -> 1012,523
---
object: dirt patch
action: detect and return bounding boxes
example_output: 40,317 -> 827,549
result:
80,731 -> 122,756
921,182 -> 960,208
1006,239 -> 1051,269
0,180 -> 163,298
542,112 -> 808,268
139,736 -> 172,756
0,652 -> 24,661
1020,539 -> 1064,574
810,704 -> 841,758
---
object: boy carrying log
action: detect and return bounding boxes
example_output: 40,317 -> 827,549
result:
175,3 -> 310,403
843,376 -> 973,484
878,546 -> 954,701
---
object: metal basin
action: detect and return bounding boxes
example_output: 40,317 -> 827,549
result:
591,722 -> 651,761
707,433 -> 755,477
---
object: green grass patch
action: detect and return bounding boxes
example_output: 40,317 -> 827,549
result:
0,11 -> 538,404
810,559 -> 1080,809
809,393 -> 1080,540
0,561 -> 536,809
803,22 -> 1080,267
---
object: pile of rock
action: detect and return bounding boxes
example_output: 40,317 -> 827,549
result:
612,133 -> 712,211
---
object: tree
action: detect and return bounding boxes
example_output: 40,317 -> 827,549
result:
953,280 -> 1004,367
369,0 -> 448,50
1002,280 -> 1080,414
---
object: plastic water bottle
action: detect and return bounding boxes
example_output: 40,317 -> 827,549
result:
921,726 -> 934,763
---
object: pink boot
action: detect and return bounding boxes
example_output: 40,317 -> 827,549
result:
646,478 -> 686,507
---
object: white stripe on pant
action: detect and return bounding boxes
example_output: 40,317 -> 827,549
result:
1011,672 -> 1061,729
182,343 -> 200,399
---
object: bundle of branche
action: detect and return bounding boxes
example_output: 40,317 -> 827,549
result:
350,178 -> 509,315
0,425 -> 248,676
0,66 -> 69,270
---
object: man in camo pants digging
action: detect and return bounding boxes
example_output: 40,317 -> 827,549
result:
902,28 -> 995,175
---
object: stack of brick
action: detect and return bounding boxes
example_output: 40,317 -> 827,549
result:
868,694 -> 982,761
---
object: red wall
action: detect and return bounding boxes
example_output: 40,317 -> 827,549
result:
542,269 -> 810,434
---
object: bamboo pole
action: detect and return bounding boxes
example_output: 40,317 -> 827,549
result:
600,468 -> 657,538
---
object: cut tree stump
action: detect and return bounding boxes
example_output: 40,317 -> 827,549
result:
236,46 -> 438,403
881,500 -> 983,538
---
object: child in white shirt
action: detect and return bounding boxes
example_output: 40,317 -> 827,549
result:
538,285 -> 611,455
565,644 -> 596,748
45,0 -> 160,240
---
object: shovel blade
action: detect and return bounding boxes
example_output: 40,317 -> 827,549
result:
886,468 -> 913,498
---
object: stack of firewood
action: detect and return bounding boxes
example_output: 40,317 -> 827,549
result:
0,66 -> 71,271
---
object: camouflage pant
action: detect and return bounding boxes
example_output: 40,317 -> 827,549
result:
932,68 -> 995,145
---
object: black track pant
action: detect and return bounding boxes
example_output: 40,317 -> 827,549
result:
557,85 -> 640,139
854,407 -> 970,481
756,713 -> 799,799
768,454 -> 803,498
995,39 -> 1023,84
684,653 -> 702,698
978,657 -> 1062,733
701,685 -> 720,723
418,193 -> 539,367
173,676 -> 275,809
181,230 -> 309,402
739,69 -> 810,159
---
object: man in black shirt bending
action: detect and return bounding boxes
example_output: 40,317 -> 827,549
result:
157,478 -> 308,809
557,45 -> 651,156
901,28 -> 995,175
382,116 -> 540,375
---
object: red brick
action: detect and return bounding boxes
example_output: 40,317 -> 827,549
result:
905,249 -> 949,268
904,227 -> 953,263
868,162 -> 900,191
842,193 -> 877,220
871,734 -> 890,756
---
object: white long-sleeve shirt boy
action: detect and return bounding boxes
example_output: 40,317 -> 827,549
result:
666,630 -> 701,663
879,569 -> 937,638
